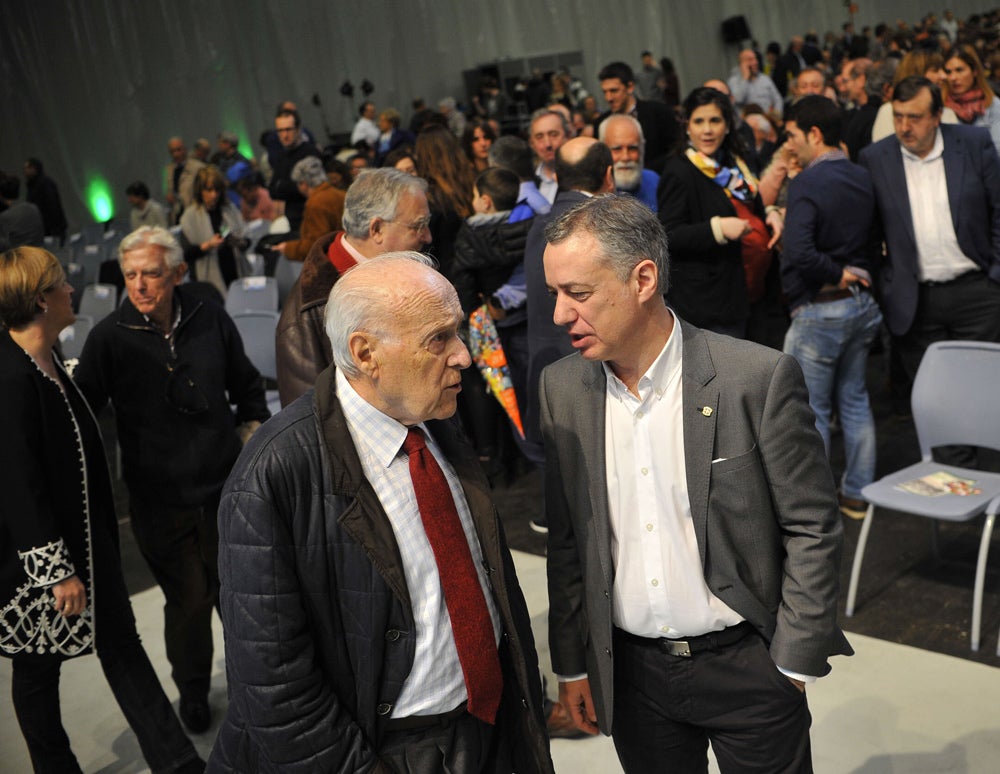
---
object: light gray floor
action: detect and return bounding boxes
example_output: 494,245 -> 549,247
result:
3,551 -> 1000,773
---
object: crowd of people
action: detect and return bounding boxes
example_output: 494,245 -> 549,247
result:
3,6 -> 1000,774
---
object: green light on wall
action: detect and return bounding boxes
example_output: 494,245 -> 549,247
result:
238,138 -> 254,161
86,177 -> 114,222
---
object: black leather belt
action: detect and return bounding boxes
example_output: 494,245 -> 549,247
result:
614,621 -> 754,657
920,269 -> 983,287
813,285 -> 869,303
384,702 -> 468,731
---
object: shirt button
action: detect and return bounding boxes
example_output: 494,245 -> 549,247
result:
646,523 -> 654,532
651,578 -> 659,587
660,625 -> 669,634
641,467 -> 649,476
636,410 -> 644,419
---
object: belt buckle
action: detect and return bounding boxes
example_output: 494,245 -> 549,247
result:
662,639 -> 691,657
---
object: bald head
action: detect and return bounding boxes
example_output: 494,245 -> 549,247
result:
703,79 -> 732,98
555,136 -> 614,193
325,252 -> 470,425
560,136 -> 598,164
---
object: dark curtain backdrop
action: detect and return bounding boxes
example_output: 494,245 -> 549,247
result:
1,0 -> 990,231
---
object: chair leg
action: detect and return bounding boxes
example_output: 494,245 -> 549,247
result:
846,504 -> 877,617
973,513 -> 996,652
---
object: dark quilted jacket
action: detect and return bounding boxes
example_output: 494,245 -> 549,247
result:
208,367 -> 554,773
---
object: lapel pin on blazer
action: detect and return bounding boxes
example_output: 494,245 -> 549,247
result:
700,406 -> 713,417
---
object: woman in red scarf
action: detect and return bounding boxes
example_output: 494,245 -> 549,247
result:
943,45 -> 1000,154
658,86 -> 783,338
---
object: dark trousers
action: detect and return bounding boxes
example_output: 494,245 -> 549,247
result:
611,628 -> 812,774
130,493 -> 220,702
11,523 -> 199,773
897,271 -> 1000,466
380,712 -> 495,773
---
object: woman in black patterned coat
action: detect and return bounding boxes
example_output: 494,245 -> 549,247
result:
0,246 -> 202,773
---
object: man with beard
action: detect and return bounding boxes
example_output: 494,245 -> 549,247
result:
598,114 -> 659,210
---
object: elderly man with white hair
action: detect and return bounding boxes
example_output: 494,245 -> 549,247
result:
598,113 -> 660,210
275,168 -> 433,406
209,253 -> 554,774
75,225 -> 269,734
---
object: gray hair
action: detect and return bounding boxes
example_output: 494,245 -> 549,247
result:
119,226 -> 183,270
324,251 -> 437,378
291,156 -> 327,188
598,113 -> 647,166
544,194 -> 670,293
341,168 -> 429,240
530,107 -> 572,138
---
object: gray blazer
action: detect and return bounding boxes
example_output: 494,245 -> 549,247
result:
539,319 -> 852,733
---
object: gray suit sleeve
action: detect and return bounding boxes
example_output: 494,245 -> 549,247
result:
539,368 -> 589,677
758,354 -> 848,677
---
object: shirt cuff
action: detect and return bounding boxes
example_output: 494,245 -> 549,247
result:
555,673 -> 588,683
710,216 -> 727,245
777,666 -> 817,684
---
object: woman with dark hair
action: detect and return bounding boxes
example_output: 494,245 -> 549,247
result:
414,125 -> 477,277
943,44 -> 1000,152
383,146 -> 418,176
179,164 -> 249,295
0,247 -> 204,774
462,118 -> 497,173
658,56 -> 681,107
657,86 -> 783,338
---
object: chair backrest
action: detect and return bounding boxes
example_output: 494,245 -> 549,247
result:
244,218 -> 272,251
58,314 -> 94,360
64,262 -> 86,310
226,276 -> 278,315
911,340 -> 1000,458
231,310 -> 280,380
81,221 -> 106,245
274,255 -> 303,308
79,283 -> 118,321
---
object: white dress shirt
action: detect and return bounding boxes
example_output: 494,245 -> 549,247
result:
603,322 -> 743,639
351,116 -> 380,148
336,370 -> 501,717
901,129 -> 980,282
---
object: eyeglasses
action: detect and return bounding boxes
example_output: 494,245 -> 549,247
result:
390,216 -> 432,233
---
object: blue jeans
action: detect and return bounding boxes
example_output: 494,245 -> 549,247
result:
784,288 -> 883,499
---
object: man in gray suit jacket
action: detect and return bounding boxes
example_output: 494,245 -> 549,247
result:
539,195 -> 851,773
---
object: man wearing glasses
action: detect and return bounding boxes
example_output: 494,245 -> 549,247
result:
75,225 -> 269,735
268,107 -> 320,232
276,167 -> 433,406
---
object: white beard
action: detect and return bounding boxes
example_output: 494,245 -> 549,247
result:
614,161 -> 643,192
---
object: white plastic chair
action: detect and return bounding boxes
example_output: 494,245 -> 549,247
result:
226,276 -> 279,315
58,315 -> 94,360
79,283 -> 118,322
274,255 -> 303,308
231,310 -> 281,415
846,340 -> 1000,652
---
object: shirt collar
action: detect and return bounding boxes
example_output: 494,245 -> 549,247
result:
603,314 -> 683,402
900,127 -> 944,163
806,148 -> 847,170
339,232 -> 369,265
336,368 -> 414,469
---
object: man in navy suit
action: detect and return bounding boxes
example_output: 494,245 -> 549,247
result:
859,76 -> 1000,433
